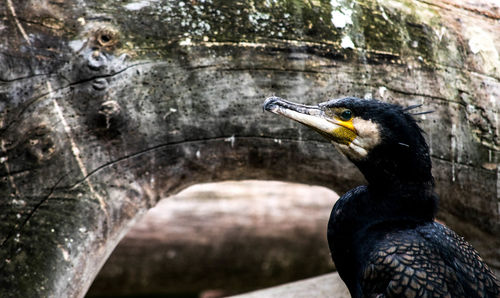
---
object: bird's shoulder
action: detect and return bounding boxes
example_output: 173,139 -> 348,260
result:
331,185 -> 369,215
328,185 -> 370,236
361,222 -> 500,297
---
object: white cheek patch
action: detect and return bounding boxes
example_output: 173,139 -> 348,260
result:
332,118 -> 381,160
352,118 -> 381,148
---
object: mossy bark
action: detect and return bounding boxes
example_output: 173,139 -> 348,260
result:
0,0 -> 499,296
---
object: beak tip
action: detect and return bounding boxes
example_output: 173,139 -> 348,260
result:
263,96 -> 282,113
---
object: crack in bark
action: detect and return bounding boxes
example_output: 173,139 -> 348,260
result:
184,39 -> 500,82
379,86 -> 466,106
433,62 -> 500,83
0,168 -> 31,179
188,39 -> 400,61
66,134 -> 493,192
184,64 -> 498,103
0,63 -> 157,249
64,61 -> 153,89
0,72 -> 52,83
66,135 -> 329,190
0,174 -> 66,250
186,64 -> 339,75
50,82 -> 109,217
254,39 -> 499,83
0,61 -> 153,136
0,135 -> 324,253
188,59 -> 500,84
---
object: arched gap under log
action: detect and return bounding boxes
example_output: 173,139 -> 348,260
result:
86,180 -> 339,297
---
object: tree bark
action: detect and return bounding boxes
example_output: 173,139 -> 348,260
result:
0,0 -> 499,296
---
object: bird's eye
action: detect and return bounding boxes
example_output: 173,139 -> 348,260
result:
340,109 -> 353,121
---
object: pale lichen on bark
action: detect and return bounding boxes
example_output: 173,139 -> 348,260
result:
0,0 -> 499,297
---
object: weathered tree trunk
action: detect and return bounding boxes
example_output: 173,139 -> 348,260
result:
0,0 -> 499,296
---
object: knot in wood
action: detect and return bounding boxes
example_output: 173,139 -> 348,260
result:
25,125 -> 56,162
92,78 -> 108,91
98,100 -> 121,129
87,50 -> 107,71
94,28 -> 119,49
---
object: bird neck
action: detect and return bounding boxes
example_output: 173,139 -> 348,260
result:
353,144 -> 438,222
368,180 -> 438,223
354,141 -> 434,189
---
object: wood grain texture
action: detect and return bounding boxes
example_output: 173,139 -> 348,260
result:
0,0 -> 499,296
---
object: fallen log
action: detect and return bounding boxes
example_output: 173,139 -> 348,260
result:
0,0 -> 499,296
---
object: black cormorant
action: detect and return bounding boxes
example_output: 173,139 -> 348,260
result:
263,96 -> 500,297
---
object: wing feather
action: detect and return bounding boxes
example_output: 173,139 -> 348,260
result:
361,222 -> 500,297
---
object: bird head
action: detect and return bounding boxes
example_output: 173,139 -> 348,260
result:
263,96 -> 433,188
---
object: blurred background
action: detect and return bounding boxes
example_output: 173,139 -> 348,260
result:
87,181 -> 338,297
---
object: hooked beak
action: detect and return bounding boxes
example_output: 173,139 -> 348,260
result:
263,96 -> 347,141
264,96 -> 381,161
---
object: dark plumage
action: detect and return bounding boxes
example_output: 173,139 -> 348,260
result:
263,96 -> 500,297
